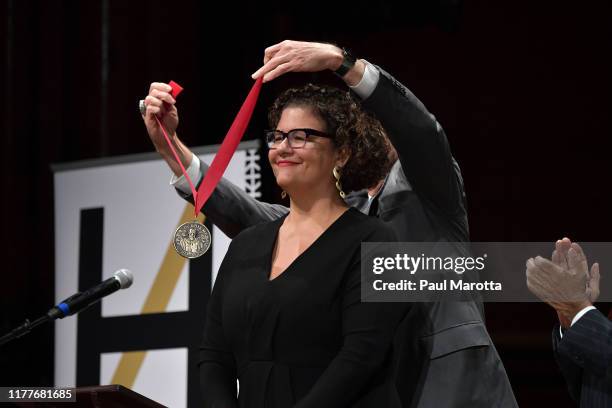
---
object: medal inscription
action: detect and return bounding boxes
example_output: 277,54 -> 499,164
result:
173,221 -> 211,259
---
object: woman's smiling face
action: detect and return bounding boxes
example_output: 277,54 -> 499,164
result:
268,106 -> 340,195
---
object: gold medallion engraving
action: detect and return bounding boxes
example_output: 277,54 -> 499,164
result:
173,221 -> 211,259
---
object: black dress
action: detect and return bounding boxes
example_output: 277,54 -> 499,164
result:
198,208 -> 408,408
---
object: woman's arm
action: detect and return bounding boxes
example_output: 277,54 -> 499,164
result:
198,254 -> 239,408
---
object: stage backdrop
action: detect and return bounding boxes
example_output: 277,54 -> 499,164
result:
53,141 -> 261,407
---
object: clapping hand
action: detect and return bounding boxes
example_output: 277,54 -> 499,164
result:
526,238 -> 600,327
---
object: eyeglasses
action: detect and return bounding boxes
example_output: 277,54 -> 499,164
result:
265,128 -> 332,149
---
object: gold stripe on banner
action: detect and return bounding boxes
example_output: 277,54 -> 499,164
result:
111,351 -> 146,389
110,204 -> 206,388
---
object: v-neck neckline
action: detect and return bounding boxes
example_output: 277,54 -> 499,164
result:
266,208 -> 354,282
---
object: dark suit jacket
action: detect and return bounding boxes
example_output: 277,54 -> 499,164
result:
180,67 -> 517,407
553,309 -> 612,407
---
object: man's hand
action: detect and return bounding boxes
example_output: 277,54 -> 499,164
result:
526,238 -> 600,328
141,82 -> 192,177
142,82 -> 179,149
251,40 -> 365,85
552,238 -> 601,304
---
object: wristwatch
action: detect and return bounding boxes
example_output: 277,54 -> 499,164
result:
334,48 -> 357,77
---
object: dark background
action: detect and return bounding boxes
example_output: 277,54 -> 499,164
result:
1,0 -> 611,406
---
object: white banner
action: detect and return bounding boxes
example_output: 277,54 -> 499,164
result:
53,141 -> 261,407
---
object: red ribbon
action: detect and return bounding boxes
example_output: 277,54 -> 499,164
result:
155,78 -> 263,217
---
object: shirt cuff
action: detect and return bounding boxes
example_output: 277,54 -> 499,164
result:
170,154 -> 201,195
348,60 -> 379,100
571,305 -> 597,327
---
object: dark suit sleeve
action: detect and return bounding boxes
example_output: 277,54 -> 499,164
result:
552,324 -> 583,403
198,249 -> 239,408
176,160 -> 289,238
294,226 -> 407,408
359,67 -> 465,216
557,309 -> 612,378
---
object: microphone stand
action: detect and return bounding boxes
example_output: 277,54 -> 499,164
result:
0,314 -> 52,347
0,294 -> 78,347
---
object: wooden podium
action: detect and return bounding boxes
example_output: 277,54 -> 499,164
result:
15,385 -> 166,407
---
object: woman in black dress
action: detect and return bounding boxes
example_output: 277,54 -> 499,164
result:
199,84 -> 408,408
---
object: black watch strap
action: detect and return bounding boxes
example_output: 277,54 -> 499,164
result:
334,48 -> 357,77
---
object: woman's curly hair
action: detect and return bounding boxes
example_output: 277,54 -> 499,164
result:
268,83 -> 394,193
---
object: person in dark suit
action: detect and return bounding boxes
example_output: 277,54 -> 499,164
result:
527,237 -> 612,406
141,40 -> 517,407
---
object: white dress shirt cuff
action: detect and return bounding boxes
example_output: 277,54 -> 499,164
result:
170,155 -> 201,195
348,60 -> 380,100
559,306 -> 596,339
571,305 -> 597,327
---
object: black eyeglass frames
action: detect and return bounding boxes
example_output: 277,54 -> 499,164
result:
265,128 -> 332,149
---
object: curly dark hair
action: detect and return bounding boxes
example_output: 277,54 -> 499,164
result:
268,83 -> 394,193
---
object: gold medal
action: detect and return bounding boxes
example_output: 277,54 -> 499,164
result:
173,221 -> 211,259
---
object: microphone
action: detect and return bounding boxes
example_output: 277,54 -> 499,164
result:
0,269 -> 134,347
49,269 -> 134,319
